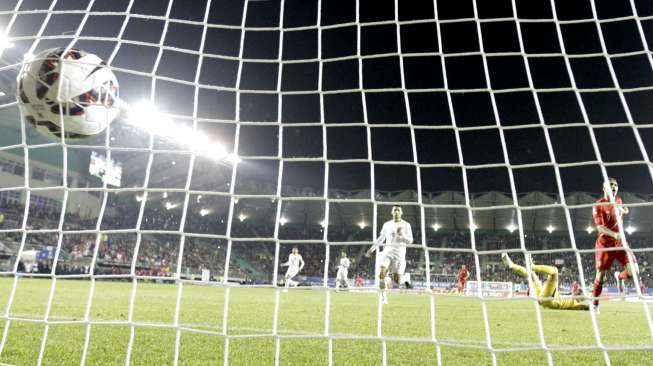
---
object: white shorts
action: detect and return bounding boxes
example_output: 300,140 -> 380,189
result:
285,268 -> 299,280
378,251 -> 405,275
336,268 -> 348,281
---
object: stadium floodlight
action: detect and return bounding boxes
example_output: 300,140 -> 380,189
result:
162,192 -> 168,199
128,101 -> 240,163
506,224 -> 517,233
432,223 -> 441,232
470,223 -> 478,231
0,32 -> 14,50
626,226 -> 636,235
586,226 -> 594,234
279,217 -> 288,226
199,208 -> 210,217
546,225 -> 555,234
358,221 -> 366,229
320,220 -> 326,228
0,91 -> 5,97
238,213 -> 247,222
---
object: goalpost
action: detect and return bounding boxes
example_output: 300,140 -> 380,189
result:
0,0 -> 652,365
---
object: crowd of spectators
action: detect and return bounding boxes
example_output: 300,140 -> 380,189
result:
1,196 -> 651,290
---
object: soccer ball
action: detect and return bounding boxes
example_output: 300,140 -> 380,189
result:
17,48 -> 120,139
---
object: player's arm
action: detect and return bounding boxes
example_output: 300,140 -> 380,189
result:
280,256 -> 290,267
401,223 -> 413,244
298,256 -> 304,271
592,205 -> 619,240
366,223 -> 387,257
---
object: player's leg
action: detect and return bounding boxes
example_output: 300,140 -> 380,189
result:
535,264 -> 558,300
284,269 -> 298,292
336,270 -> 342,290
530,259 -> 559,300
398,260 -> 411,289
614,271 -> 625,296
378,266 -> 388,304
392,272 -> 400,285
284,273 -> 291,289
502,253 -> 543,297
616,250 -> 639,294
592,247 -> 614,311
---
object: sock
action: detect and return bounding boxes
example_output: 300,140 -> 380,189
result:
592,279 -> 603,306
531,264 -> 557,276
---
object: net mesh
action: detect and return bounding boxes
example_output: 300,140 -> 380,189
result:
0,0 -> 653,365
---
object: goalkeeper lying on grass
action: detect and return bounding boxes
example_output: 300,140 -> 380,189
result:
502,253 -> 589,311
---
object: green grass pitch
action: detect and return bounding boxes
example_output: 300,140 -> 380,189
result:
0,278 -> 652,365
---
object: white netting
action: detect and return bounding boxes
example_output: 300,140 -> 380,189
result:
0,0 -> 653,365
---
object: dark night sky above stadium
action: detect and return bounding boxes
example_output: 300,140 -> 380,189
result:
1,0 -> 653,199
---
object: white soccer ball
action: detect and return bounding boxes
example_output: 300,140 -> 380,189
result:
17,47 -> 120,139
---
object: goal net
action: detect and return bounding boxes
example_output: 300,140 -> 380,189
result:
0,0 -> 652,365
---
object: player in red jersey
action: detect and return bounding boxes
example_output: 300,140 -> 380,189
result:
641,278 -> 646,296
591,178 -> 638,313
456,264 -> 470,294
354,274 -> 363,287
571,280 -> 581,295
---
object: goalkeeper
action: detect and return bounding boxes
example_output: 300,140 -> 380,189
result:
502,253 -> 589,311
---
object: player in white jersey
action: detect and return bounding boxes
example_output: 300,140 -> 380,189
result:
281,247 -> 304,292
335,252 -> 351,291
365,205 -> 413,304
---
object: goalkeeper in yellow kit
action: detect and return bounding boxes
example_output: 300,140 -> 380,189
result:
502,253 -> 589,311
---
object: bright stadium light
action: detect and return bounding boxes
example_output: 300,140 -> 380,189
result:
199,208 -> 210,216
546,225 -> 555,234
432,223 -> 441,232
238,213 -> 247,222
507,224 -> 517,233
127,101 -> 240,163
320,220 -> 326,228
162,192 -> 168,199
280,217 -> 288,226
586,225 -> 594,234
470,223 -> 478,231
0,33 -> 14,49
626,226 -> 636,235
358,221 -> 366,229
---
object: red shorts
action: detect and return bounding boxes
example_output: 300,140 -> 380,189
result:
595,240 -> 636,271
457,280 -> 467,288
